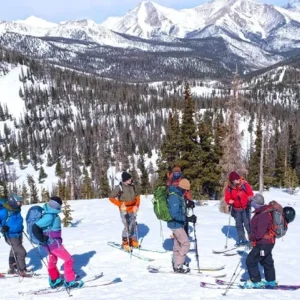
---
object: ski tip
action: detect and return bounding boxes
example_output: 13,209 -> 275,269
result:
112,277 -> 122,284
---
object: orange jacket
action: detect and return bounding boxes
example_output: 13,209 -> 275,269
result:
109,195 -> 140,213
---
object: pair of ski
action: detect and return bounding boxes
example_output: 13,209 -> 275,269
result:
107,241 -> 166,262
18,273 -> 122,295
200,278 -> 300,290
212,246 -> 246,256
147,265 -> 227,278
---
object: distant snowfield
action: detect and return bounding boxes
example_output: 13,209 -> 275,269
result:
0,188 -> 299,299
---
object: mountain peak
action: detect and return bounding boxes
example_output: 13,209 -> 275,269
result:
284,0 -> 300,12
17,16 -> 56,28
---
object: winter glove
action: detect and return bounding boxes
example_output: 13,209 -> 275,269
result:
187,215 -> 197,224
39,236 -> 49,245
186,200 -> 195,209
120,202 -> 127,212
1,225 -> 9,233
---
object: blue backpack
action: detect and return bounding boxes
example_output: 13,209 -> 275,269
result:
25,206 -> 44,245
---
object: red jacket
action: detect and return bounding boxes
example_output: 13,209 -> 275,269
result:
166,173 -> 192,201
224,180 -> 253,210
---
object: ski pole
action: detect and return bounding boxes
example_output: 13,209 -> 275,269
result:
192,208 -> 200,273
222,255 -> 243,296
225,205 -> 232,249
23,231 -> 48,268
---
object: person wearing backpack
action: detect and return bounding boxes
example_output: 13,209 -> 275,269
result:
0,194 -> 30,277
243,193 -> 276,288
31,196 -> 84,289
109,171 -> 140,251
224,171 -> 253,246
167,179 -> 197,273
166,166 -> 194,236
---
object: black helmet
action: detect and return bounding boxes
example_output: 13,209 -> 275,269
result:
283,206 -> 296,224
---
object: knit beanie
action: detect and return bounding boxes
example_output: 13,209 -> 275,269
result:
252,193 -> 265,205
49,196 -> 62,209
122,171 -> 132,182
178,179 -> 191,191
229,171 -> 240,182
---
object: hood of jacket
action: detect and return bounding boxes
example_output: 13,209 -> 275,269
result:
43,203 -> 61,214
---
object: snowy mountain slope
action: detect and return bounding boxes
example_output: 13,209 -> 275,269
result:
0,189 -> 299,299
284,0 -> 300,13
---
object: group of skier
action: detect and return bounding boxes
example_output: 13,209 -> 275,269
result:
225,171 -> 296,288
0,195 -> 83,288
0,168 -> 296,292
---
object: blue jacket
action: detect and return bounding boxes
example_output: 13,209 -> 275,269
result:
167,186 -> 186,230
35,203 -> 62,250
0,202 -> 24,238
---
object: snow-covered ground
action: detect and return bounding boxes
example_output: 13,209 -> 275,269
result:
0,188 -> 299,299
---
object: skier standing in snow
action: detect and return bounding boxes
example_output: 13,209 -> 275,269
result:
0,194 -> 29,277
109,171 -> 140,251
32,196 -> 84,289
243,193 -> 276,288
166,166 -> 194,236
224,171 -> 253,246
167,179 -> 197,273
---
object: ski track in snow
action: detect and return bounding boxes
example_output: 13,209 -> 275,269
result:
0,188 -> 299,299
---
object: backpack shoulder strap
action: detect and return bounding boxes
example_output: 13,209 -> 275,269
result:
117,184 -> 123,200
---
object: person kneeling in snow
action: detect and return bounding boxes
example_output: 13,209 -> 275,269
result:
32,197 -> 84,289
167,179 -> 197,273
109,171 -> 140,251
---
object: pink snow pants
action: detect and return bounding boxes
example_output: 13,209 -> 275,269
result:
48,245 -> 75,282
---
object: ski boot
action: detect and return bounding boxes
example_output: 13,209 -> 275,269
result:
64,279 -> 84,289
49,277 -> 64,289
122,237 -> 131,252
129,237 -> 139,248
174,263 -> 190,274
261,280 -> 277,287
242,280 -> 264,289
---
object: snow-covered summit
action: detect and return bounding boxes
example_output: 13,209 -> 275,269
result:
284,0 -> 300,12
16,16 -> 57,28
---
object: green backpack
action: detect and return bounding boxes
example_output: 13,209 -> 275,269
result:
153,186 -> 173,222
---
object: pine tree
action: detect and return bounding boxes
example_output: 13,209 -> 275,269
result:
139,154 -> 150,194
41,187 -> 50,202
62,199 -> 73,227
38,166 -> 48,183
21,184 -> 30,204
55,159 -> 65,179
157,111 -> 180,184
248,116 -> 263,189
176,82 -> 201,196
99,167 -> 111,198
81,168 -> 94,199
27,175 -> 39,203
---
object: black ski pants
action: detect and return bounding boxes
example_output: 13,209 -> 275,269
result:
246,243 -> 275,283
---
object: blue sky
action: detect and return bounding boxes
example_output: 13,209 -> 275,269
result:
0,0 -> 290,23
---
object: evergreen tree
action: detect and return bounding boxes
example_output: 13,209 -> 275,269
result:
62,199 -> 73,227
99,168 -> 111,198
55,159 -> 65,179
21,184 -> 30,205
138,154 -> 150,194
157,111 -> 180,184
176,82 -> 201,197
38,166 -> 48,183
41,187 -> 50,203
27,175 -> 39,203
81,168 -> 94,199
248,116 -> 263,189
